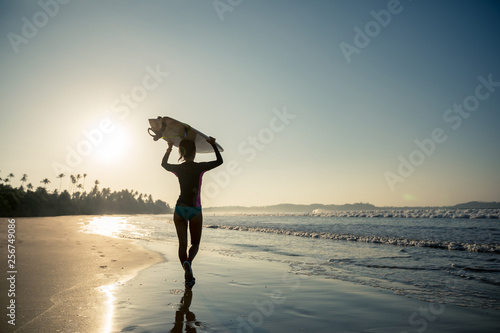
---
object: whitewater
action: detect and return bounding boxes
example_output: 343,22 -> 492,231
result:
83,209 -> 500,310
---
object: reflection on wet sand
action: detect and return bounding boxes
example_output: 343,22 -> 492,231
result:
170,289 -> 203,333
98,283 -> 116,333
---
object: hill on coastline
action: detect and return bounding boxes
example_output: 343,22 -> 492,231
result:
204,201 -> 500,213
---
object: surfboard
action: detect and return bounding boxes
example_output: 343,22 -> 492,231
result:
148,116 -> 224,153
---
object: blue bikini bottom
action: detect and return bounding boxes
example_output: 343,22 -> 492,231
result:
175,206 -> 202,220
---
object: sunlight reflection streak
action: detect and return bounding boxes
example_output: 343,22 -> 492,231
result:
98,284 -> 116,333
82,216 -> 129,238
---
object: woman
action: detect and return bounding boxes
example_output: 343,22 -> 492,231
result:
162,137 -> 223,288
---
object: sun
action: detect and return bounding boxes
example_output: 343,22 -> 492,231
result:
93,126 -> 130,163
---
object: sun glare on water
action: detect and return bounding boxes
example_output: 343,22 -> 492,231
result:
82,216 -> 128,238
81,216 -> 148,240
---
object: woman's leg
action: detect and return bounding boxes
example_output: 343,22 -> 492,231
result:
187,212 -> 203,263
173,212 -> 189,264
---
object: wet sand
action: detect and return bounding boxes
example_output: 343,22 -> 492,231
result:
1,216 -> 499,333
0,216 -> 163,333
114,242 -> 500,333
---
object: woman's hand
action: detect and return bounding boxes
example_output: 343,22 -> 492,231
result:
206,137 -> 216,145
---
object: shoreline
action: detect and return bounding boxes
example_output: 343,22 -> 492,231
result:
2,215 -> 499,332
0,216 -> 163,333
113,241 -> 500,333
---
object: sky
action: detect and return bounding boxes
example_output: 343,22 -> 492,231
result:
0,0 -> 499,208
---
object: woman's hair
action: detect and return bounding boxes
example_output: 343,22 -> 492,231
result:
178,139 -> 196,162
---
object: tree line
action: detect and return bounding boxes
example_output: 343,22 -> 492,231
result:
0,172 -> 171,217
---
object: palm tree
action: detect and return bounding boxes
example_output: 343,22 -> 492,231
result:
20,174 -> 28,187
73,183 -> 84,200
8,173 -> 14,185
57,173 -> 65,191
70,175 -> 77,193
102,187 -> 111,199
40,178 -> 51,189
76,174 -> 82,187
27,183 -> 33,191
91,179 -> 100,196
83,173 -> 87,190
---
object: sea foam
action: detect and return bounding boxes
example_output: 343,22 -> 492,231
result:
227,208 -> 500,219
205,222 -> 500,254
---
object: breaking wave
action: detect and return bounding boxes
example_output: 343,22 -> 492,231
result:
205,224 -> 500,253
234,208 -> 500,219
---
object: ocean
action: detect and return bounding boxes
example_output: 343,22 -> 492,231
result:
82,212 -> 500,311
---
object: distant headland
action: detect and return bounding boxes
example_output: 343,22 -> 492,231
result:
204,202 -> 500,215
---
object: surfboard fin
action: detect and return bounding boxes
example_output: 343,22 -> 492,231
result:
183,125 -> 191,138
148,116 -> 168,141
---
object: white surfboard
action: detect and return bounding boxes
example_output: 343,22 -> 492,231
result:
148,116 -> 223,153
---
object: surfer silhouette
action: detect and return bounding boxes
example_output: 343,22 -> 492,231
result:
162,137 -> 223,288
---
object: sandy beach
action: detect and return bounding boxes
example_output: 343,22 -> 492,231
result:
0,216 -> 163,333
1,216 -> 499,333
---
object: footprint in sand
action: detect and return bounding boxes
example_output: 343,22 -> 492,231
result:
99,265 -> 107,269
170,289 -> 184,294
